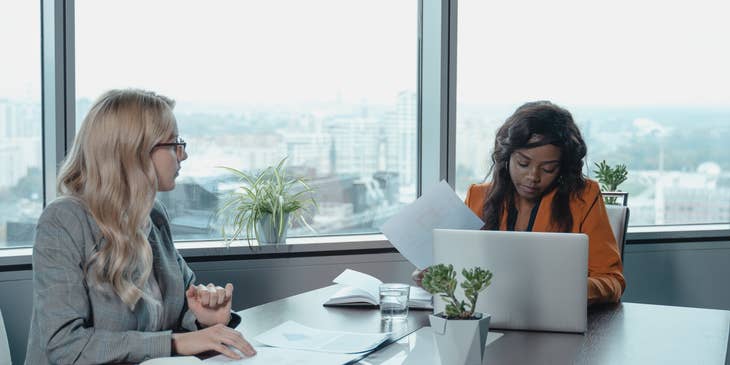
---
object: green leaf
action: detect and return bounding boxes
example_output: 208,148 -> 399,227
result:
215,156 -> 317,246
423,264 -> 493,319
593,160 -> 628,192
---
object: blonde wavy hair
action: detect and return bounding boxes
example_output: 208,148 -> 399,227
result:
58,89 -> 176,309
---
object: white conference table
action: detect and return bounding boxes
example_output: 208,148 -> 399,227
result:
234,284 -> 730,365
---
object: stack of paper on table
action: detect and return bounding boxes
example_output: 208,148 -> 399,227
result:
254,321 -> 388,353
323,269 -> 433,309
380,180 -> 484,269
141,356 -> 202,364
204,347 -> 361,364
202,320 -> 382,364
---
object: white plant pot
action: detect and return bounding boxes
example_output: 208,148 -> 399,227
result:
256,213 -> 289,244
429,313 -> 490,365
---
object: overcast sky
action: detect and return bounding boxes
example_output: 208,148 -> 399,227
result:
458,0 -> 730,107
2,0 -> 729,107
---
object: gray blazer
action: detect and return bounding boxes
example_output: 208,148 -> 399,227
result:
25,197 -> 198,364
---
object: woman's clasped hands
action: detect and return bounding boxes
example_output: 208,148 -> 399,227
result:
172,283 -> 257,359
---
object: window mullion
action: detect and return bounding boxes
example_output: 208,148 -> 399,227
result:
41,0 -> 75,205
419,0 -> 456,196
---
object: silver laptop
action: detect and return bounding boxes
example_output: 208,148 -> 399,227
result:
432,229 -> 588,333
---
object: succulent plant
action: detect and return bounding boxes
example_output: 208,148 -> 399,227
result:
422,264 -> 493,319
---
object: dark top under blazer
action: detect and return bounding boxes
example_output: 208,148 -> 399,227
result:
465,179 -> 625,305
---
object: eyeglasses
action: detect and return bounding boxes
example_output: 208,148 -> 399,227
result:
154,136 -> 187,152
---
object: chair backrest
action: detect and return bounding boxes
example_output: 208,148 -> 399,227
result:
0,309 -> 11,364
605,205 -> 629,261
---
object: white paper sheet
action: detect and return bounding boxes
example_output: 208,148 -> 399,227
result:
380,180 -> 484,269
408,286 -> 432,302
204,346 -> 361,365
354,327 -> 504,365
333,268 -> 383,299
142,356 -> 202,364
254,321 -> 389,354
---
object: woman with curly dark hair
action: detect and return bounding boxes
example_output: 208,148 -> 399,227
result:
468,100 -> 625,305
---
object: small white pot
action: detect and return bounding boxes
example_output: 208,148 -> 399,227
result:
256,213 -> 289,244
429,312 -> 490,365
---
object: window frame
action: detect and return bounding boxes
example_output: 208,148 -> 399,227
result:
0,0 -> 724,263
41,0 -> 75,205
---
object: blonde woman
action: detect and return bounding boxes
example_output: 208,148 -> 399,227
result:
25,89 -> 256,364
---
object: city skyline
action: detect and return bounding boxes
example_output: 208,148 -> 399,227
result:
2,91 -> 728,247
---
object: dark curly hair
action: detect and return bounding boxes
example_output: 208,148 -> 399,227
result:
482,101 -> 587,232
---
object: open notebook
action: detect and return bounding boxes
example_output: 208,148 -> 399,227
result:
323,269 -> 433,309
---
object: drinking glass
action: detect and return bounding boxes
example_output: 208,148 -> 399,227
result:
379,283 -> 410,320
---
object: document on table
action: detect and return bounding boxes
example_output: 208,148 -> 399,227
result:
354,326 -> 505,365
203,347 -> 361,365
142,356 -> 203,364
254,320 -> 389,354
380,180 -> 484,269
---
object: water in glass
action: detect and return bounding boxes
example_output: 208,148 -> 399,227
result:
379,283 -> 410,320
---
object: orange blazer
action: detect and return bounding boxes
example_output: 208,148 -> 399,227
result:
465,179 -> 625,305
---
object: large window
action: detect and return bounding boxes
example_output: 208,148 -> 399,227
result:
456,0 -> 730,226
0,1 -> 43,248
3,0 -> 726,252
76,0 -> 418,240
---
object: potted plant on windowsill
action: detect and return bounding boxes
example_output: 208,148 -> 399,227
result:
217,157 -> 316,246
594,160 -> 629,206
422,264 -> 493,365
